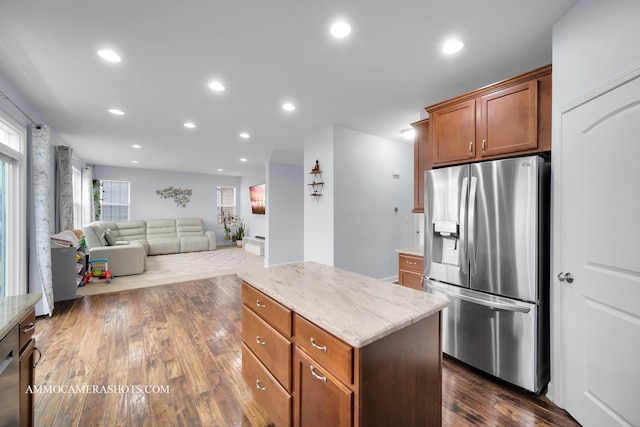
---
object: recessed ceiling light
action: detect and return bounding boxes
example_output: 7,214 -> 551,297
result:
442,39 -> 464,54
217,168 -> 223,172
109,109 -> 125,115
131,144 -> 142,149
97,50 -> 121,62
131,160 -> 139,164
240,158 -> 247,162
282,103 -> 296,111
330,22 -> 351,38
401,129 -> 415,140
208,81 -> 225,91
239,132 -> 250,139
184,122 -> 196,128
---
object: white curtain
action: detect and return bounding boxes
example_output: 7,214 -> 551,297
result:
31,125 -> 53,315
55,145 -> 73,232
82,166 -> 94,226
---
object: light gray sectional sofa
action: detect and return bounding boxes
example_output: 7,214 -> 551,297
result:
82,218 -> 217,276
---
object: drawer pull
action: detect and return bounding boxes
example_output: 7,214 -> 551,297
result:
310,337 -> 327,352
256,300 -> 266,309
22,323 -> 35,334
406,261 -> 417,265
255,336 -> 266,346
310,365 -> 327,383
255,380 -> 266,392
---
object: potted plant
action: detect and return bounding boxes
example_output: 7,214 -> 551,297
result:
233,218 -> 245,248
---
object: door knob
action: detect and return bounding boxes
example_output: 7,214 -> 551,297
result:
557,272 -> 574,284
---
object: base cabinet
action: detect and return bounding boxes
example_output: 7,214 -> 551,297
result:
398,253 -> 424,290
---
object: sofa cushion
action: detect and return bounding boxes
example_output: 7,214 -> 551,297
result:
176,218 -> 205,236
180,236 -> 209,253
146,219 -> 178,239
148,238 -> 180,255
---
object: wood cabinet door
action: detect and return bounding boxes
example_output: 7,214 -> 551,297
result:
431,99 -> 476,165
478,80 -> 538,157
294,348 -> 353,427
412,119 -> 430,212
399,271 -> 424,290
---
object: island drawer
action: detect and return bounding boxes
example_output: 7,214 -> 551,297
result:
19,308 -> 36,351
399,253 -> 424,274
294,314 -> 353,385
242,305 -> 292,392
242,344 -> 291,427
242,282 -> 292,337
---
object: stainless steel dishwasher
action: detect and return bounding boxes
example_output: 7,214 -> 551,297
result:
0,325 -> 19,427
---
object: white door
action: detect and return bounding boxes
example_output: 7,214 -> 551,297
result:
557,73 -> 640,426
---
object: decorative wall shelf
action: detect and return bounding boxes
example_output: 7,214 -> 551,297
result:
308,160 -> 324,200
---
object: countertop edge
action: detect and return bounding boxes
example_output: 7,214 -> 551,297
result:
396,246 -> 424,257
0,293 -> 43,339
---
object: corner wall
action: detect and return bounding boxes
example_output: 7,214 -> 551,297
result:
304,126 -> 334,266
265,161 -> 304,266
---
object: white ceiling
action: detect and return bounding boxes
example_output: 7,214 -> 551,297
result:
0,0 -> 576,176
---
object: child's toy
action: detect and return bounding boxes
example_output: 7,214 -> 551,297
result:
86,258 -> 113,284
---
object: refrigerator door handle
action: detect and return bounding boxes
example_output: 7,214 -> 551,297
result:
459,177 -> 469,272
426,282 -> 531,313
468,176 -> 478,275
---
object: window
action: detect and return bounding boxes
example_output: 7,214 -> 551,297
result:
100,179 -> 130,222
217,186 -> 236,225
72,166 -> 82,229
0,111 -> 26,297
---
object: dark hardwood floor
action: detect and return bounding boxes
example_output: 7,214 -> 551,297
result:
33,275 -> 580,426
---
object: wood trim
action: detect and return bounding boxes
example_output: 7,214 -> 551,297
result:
425,64 -> 552,113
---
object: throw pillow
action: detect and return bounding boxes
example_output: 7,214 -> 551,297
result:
102,229 -> 116,246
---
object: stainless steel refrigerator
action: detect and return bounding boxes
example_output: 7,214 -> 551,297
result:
424,155 -> 550,393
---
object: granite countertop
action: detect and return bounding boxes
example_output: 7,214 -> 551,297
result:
396,246 -> 424,257
0,293 -> 42,339
238,262 -> 448,348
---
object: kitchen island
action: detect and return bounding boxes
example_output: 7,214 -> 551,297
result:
238,262 -> 449,427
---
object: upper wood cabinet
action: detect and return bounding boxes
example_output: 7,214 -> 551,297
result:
411,118 -> 430,213
427,65 -> 552,167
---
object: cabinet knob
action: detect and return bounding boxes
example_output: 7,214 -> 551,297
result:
255,380 -> 266,392
255,300 -> 266,309
256,336 -> 266,346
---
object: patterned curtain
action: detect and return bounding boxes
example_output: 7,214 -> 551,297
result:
55,145 -> 73,232
31,125 -> 53,315
82,166 -> 94,226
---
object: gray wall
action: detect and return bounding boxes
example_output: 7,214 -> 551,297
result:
553,0 -> 640,107
303,125 -> 414,280
94,165 -> 240,245
304,126 -> 335,265
266,161 -> 304,266
240,170 -> 267,239
333,126 -> 414,279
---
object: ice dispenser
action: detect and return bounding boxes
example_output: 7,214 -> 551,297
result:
431,220 -> 459,266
